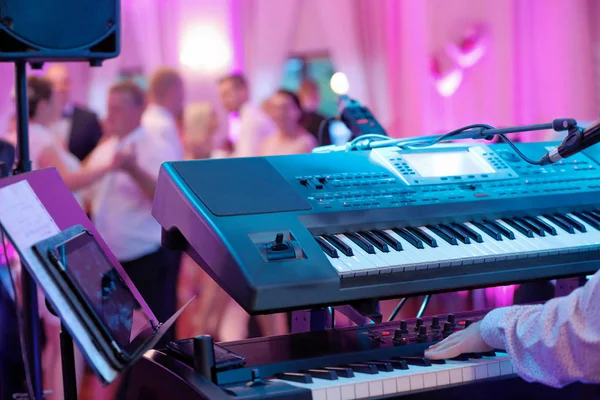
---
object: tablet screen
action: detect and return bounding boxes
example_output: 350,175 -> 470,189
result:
52,232 -> 153,349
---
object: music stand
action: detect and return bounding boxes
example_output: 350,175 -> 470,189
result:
0,169 -> 190,399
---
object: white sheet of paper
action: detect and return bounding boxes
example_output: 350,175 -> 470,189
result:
0,180 -> 60,249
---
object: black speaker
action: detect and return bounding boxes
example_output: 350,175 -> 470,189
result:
0,0 -> 119,64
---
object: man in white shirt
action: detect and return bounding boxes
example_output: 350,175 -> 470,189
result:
142,67 -> 185,161
218,73 -> 276,157
85,81 -> 181,345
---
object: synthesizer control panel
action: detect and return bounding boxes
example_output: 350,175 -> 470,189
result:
153,141 -> 600,313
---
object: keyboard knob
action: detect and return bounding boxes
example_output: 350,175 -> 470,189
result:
465,320 -> 472,328
415,318 -> 424,331
447,314 -> 455,325
416,326 -> 428,342
400,320 -> 409,334
442,322 -> 454,338
393,328 -> 408,345
393,328 -> 403,341
430,316 -> 440,330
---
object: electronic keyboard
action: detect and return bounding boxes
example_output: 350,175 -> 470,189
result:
152,141 -> 600,313
124,311 -> 600,399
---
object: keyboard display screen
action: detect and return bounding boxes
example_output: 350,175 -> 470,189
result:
403,151 -> 494,177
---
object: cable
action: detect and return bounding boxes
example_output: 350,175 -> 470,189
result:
387,297 -> 409,322
416,294 -> 431,318
496,133 -> 545,165
317,118 -> 335,147
1,228 -> 35,399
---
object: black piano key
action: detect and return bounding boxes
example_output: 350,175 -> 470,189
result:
277,372 -> 313,383
315,236 -> 339,258
449,354 -> 470,361
372,230 -> 403,251
530,216 -> 557,235
346,363 -> 378,374
405,227 -> 438,248
502,218 -> 534,238
394,356 -> 432,367
367,361 -> 394,372
393,227 -> 425,249
451,222 -> 483,243
514,217 -> 545,237
484,220 -> 515,240
303,369 -> 338,380
358,231 -> 390,253
379,359 -> 409,370
466,353 -> 483,359
481,351 -> 497,357
322,234 -> 354,256
439,224 -> 470,244
345,232 -> 376,254
543,214 -> 575,234
429,359 -> 447,365
471,221 -> 502,240
324,367 -> 354,378
427,225 -> 458,245
555,213 -> 586,233
580,211 -> 600,230
592,210 -> 600,220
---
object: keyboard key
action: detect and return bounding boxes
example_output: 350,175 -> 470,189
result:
277,372 -> 313,383
439,223 -> 470,244
483,220 -> 515,239
324,367 -> 354,378
379,359 -> 409,370
555,213 -> 586,233
530,216 -> 557,235
451,222 -> 483,243
347,363 -> 378,374
303,369 -> 338,380
514,217 -> 545,236
368,361 -> 394,372
427,225 -> 458,245
359,231 -> 390,252
472,221 -> 502,240
322,234 -> 353,256
406,227 -> 438,248
346,232 -> 376,254
372,230 -> 403,251
393,227 -> 424,249
574,212 -> 600,230
314,236 -> 338,258
395,357 -> 432,367
502,218 -> 533,238
544,214 -> 574,233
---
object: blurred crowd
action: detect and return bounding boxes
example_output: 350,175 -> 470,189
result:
0,64 -> 330,399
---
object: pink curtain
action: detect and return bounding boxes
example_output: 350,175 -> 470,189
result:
345,0 -> 597,138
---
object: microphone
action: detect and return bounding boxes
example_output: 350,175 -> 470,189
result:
338,95 -> 387,138
541,119 -> 600,165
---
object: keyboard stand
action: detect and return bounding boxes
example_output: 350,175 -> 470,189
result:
291,299 -> 382,333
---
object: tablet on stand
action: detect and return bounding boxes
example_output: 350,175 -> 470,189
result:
0,169 -> 190,397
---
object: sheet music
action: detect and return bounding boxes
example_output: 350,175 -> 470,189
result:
0,180 -> 60,249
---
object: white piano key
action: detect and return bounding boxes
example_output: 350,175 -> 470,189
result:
271,353 -> 514,400
333,234 -> 379,275
537,216 -> 583,254
384,230 -> 433,270
339,235 -> 391,275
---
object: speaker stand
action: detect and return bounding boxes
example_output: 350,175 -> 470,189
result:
13,60 -> 44,400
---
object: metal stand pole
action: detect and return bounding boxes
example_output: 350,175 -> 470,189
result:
60,324 -> 78,400
13,61 -> 43,400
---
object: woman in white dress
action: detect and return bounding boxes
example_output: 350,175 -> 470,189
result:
7,76 -> 124,198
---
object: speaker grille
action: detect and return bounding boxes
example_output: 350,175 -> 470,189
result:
0,0 -> 116,49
